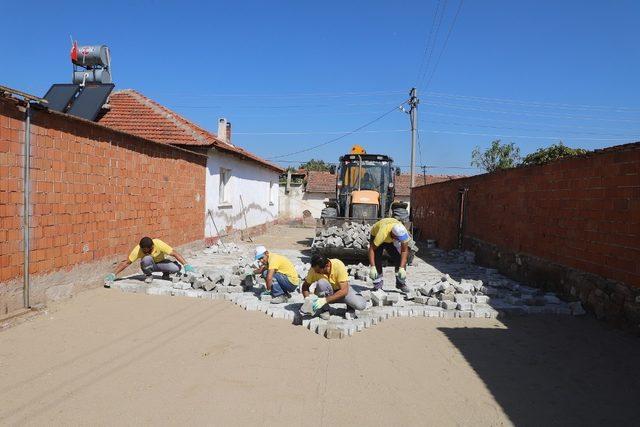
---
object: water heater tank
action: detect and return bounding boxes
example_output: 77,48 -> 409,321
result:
73,68 -> 112,84
72,45 -> 110,67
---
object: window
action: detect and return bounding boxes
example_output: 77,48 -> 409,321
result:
219,168 -> 231,206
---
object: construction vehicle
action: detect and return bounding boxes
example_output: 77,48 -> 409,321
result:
313,145 -> 411,260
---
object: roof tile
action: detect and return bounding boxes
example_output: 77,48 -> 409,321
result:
98,89 -> 283,172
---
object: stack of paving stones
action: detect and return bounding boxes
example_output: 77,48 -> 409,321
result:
109,245 -> 585,340
312,222 -> 372,249
311,222 -> 420,253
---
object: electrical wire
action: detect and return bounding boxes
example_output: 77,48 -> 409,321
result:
424,101 -> 640,123
422,0 -> 465,91
417,0 -> 449,87
267,101 -> 408,159
415,0 -> 445,84
426,91 -> 640,113
156,90 -> 405,99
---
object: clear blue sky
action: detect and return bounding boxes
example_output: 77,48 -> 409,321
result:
2,0 -> 638,174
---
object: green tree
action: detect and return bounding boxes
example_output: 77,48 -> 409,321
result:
521,142 -> 588,166
299,159 -> 331,171
471,140 -> 521,172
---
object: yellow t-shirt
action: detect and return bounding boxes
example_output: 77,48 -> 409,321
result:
128,239 -> 173,263
370,218 -> 402,247
268,253 -> 300,286
305,258 -> 349,291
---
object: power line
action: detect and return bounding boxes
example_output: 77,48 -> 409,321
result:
424,110 -> 640,133
156,90 -> 405,99
426,91 -> 640,113
415,0 -> 445,84
417,0 -> 449,87
235,129 -> 407,136
267,101 -> 408,159
167,101 -> 397,110
424,101 -> 640,123
422,0 -> 465,91
419,129 -> 633,142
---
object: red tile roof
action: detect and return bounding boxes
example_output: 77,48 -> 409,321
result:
99,89 -> 283,173
305,171 -> 465,196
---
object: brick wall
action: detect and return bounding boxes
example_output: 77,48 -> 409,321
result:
0,97 -> 206,314
411,142 -> 640,330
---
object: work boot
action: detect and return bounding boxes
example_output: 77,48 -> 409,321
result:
396,284 -> 411,294
144,275 -> 154,284
162,272 -> 172,281
271,295 -> 288,304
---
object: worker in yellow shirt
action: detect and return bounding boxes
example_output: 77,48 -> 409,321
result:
105,237 -> 194,284
254,246 -> 300,304
302,253 -> 366,320
368,218 -> 411,293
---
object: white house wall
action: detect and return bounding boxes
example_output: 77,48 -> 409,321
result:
205,150 -> 280,238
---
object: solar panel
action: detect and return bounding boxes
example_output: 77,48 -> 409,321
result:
43,84 -> 80,112
66,83 -> 114,121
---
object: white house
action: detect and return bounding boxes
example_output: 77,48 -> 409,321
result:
99,90 -> 283,242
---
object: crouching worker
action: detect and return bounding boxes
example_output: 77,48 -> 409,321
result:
105,237 -> 195,284
254,245 -> 300,304
368,218 -> 411,293
302,254 -> 367,320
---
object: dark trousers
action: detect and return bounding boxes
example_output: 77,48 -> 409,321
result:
372,242 -> 405,286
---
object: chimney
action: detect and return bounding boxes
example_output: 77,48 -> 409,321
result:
218,118 -> 228,143
226,121 -> 232,144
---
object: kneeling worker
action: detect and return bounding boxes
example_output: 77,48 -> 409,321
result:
254,246 -> 300,304
302,254 -> 367,319
368,218 -> 412,293
105,237 -> 195,284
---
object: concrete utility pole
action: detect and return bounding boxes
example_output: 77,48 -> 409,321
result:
409,87 -> 419,188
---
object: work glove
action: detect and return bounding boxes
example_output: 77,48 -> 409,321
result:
183,264 -> 196,273
312,297 -> 327,312
368,266 -> 379,281
396,268 -> 407,280
105,273 -> 116,282
260,290 -> 271,297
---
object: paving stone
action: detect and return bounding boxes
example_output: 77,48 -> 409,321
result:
457,302 -> 473,311
440,300 -> 457,310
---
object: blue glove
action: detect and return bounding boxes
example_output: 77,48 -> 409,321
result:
312,297 -> 327,312
184,264 -> 196,273
105,273 -> 116,282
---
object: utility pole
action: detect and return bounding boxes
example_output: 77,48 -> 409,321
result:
409,88 -> 419,188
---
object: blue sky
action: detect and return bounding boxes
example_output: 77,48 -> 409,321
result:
1,0 -> 638,174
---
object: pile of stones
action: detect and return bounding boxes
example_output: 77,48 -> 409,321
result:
311,222 -> 419,252
312,222 -> 372,249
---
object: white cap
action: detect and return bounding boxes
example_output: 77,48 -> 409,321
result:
391,224 -> 410,242
255,245 -> 267,260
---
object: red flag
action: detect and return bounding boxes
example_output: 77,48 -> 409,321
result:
70,41 -> 78,62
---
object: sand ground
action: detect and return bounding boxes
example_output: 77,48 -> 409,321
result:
1,225 -> 639,426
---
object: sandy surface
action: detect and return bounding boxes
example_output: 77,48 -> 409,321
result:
1,289 -> 640,426
1,225 -> 640,426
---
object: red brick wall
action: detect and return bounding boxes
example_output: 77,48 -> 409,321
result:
0,97 -> 206,289
411,142 -> 640,288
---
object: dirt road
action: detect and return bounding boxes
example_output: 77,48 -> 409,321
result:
1,288 -> 640,426
1,225 -> 640,425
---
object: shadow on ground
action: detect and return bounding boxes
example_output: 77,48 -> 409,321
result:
438,316 -> 640,426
